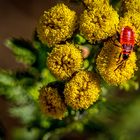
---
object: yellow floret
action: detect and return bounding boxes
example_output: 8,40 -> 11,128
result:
64,71 -> 100,110
47,43 -> 83,80
39,82 -> 67,119
79,4 -> 119,43
83,0 -> 109,10
122,0 -> 140,13
96,39 -> 137,85
37,3 -> 77,47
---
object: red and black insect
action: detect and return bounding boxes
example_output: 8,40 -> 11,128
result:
119,26 -> 135,60
115,26 -> 135,70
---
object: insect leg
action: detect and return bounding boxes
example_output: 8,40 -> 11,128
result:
116,51 -> 123,63
114,60 -> 124,71
122,60 -> 126,69
114,41 -> 121,48
110,35 -> 121,48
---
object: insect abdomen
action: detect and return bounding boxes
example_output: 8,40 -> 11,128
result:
120,26 -> 135,47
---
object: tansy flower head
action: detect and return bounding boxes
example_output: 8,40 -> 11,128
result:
47,43 -> 83,80
64,71 -> 100,110
96,39 -> 137,85
39,82 -> 66,119
122,0 -> 140,13
37,3 -> 77,47
83,0 -> 109,10
119,11 -> 140,45
79,4 -> 119,43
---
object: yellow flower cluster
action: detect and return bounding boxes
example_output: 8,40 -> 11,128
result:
47,43 -> 83,80
64,71 -> 100,110
37,1 -> 140,120
96,39 -> 137,85
122,0 -> 140,13
39,83 -> 67,119
83,0 -> 109,10
37,3 -> 77,46
79,1 -> 119,43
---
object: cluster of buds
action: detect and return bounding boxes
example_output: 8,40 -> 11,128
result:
37,0 -> 139,119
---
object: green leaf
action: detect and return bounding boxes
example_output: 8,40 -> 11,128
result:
33,41 -> 51,71
9,105 -> 36,124
73,34 -> 86,45
0,85 -> 30,105
12,127 -> 40,140
5,39 -> 36,65
0,70 -> 16,86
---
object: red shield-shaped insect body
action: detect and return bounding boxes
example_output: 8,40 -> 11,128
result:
120,26 -> 135,60
114,26 -> 135,71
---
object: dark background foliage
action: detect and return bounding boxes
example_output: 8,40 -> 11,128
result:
0,0 -> 64,139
